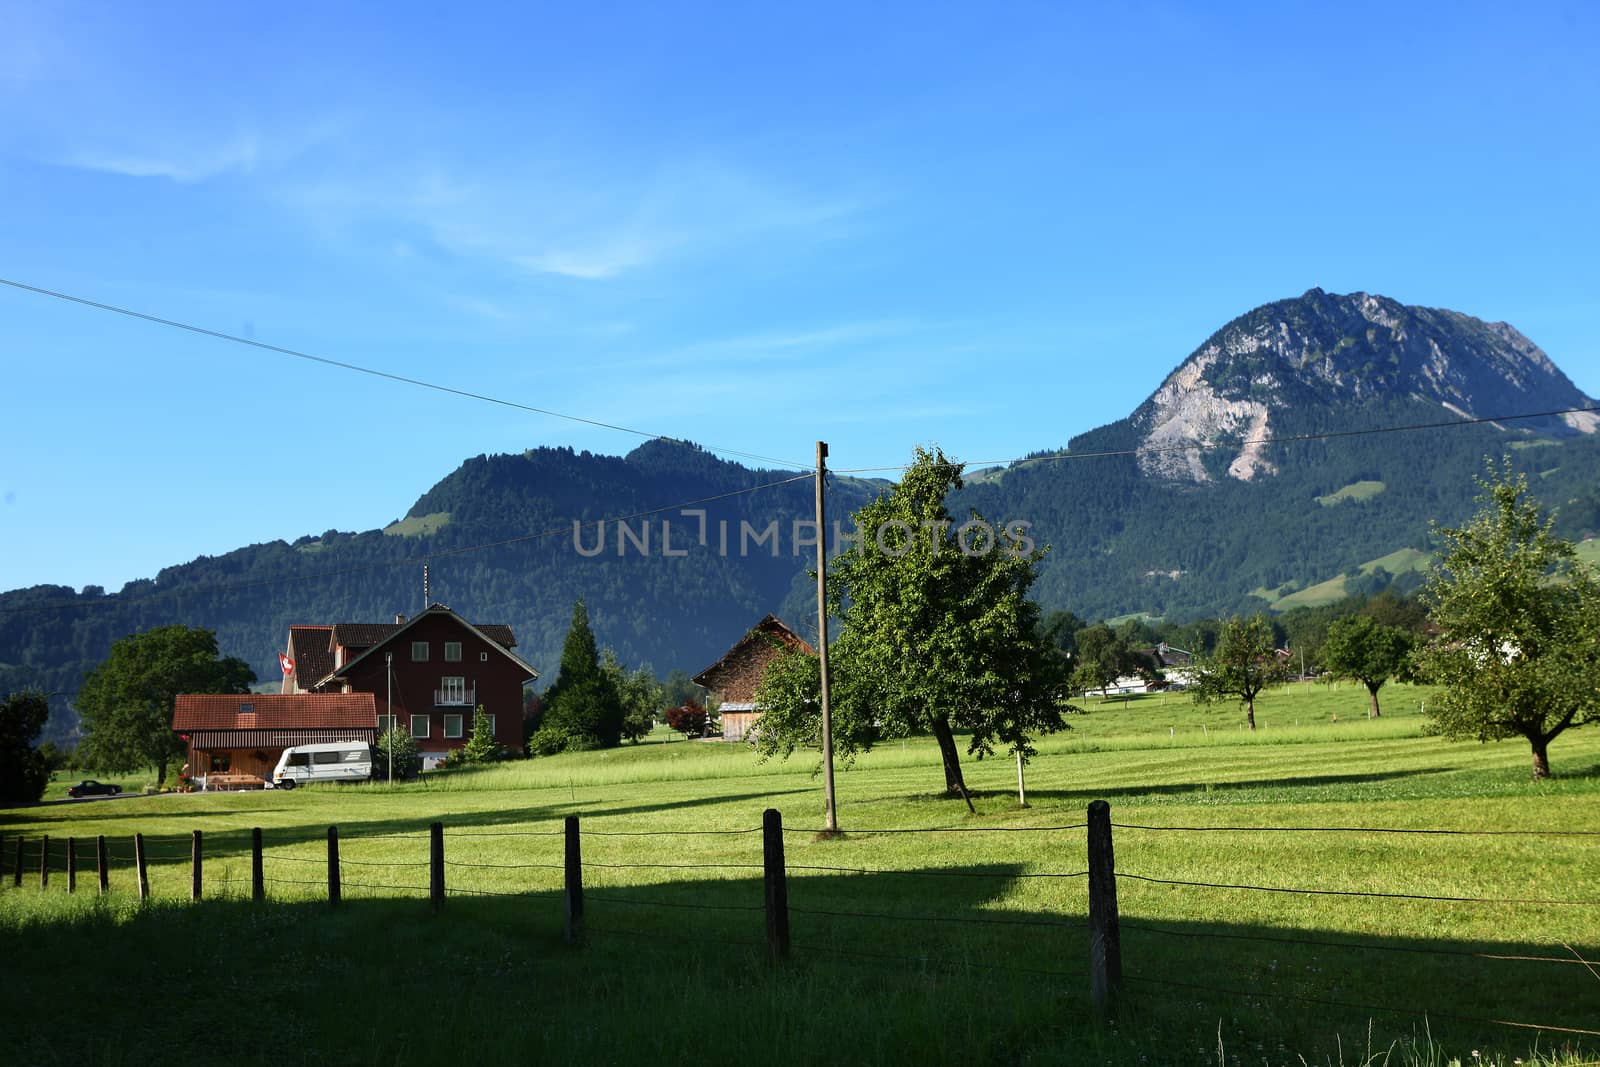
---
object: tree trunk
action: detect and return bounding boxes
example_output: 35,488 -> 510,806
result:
1530,735 -> 1551,780
1366,682 -> 1382,718
929,716 -> 975,813
157,757 -> 170,788
1245,701 -> 1256,731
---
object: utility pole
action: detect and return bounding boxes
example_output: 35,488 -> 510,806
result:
815,441 -> 838,833
386,651 -> 393,786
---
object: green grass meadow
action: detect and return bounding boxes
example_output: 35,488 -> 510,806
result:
4,683 -> 1598,1066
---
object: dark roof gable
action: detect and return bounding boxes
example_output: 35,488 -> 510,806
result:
320,605 -> 537,686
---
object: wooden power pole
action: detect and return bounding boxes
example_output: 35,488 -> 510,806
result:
816,441 -> 838,833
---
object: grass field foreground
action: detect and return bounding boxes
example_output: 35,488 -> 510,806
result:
4,684 -> 1598,1065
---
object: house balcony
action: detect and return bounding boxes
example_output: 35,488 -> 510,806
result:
434,687 -> 476,707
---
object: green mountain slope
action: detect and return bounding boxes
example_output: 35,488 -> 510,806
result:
5,289 -> 1598,742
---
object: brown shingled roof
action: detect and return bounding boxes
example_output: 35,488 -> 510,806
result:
173,693 -> 377,731
286,625 -> 335,693
693,615 -> 815,703
329,623 -> 400,650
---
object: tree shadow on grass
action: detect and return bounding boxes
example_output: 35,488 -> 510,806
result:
3,858 -> 1594,1066
952,767 -> 1446,806
1,787 -> 816,863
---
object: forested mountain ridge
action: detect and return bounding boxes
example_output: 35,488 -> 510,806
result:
5,289 -> 1599,742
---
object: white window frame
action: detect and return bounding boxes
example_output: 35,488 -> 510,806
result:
484,714 -> 496,738
443,714 -> 464,739
377,714 -> 394,735
445,641 -> 463,662
410,714 -> 430,739
440,676 -> 467,704
411,641 -> 429,662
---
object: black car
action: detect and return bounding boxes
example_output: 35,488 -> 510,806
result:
66,779 -> 122,798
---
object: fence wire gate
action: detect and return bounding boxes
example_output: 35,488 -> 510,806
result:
2,813 -> 1596,1044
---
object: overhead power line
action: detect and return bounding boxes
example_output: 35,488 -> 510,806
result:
0,276 -> 806,470
831,403 -> 1600,474
0,473 -> 813,619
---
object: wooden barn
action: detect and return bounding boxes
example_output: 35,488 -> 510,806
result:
693,615 -> 815,742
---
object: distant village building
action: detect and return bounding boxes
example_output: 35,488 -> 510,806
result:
693,615 -> 815,742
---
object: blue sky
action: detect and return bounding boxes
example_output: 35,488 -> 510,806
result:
2,1 -> 1597,594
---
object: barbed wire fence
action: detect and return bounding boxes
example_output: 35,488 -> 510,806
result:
3,804 -> 1598,1045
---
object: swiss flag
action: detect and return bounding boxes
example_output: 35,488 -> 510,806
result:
279,652 -> 295,675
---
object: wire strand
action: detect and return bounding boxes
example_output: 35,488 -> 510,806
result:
1118,920 -> 1600,966
0,276 -> 805,470
1112,822 -> 1600,837
1118,871 -> 1600,905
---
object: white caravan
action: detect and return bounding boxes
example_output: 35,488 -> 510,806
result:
271,742 -> 373,789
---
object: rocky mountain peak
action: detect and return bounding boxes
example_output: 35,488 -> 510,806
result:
1129,289 -> 1595,484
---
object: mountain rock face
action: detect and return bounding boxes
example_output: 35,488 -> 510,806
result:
1131,289 -> 1597,483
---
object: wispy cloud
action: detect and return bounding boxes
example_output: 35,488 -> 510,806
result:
288,155 -> 861,281
62,132 -> 266,183
622,319 -> 944,370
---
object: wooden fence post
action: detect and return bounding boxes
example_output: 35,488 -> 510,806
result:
67,837 -> 77,894
327,826 -> 341,906
12,836 -> 22,887
251,828 -> 264,902
564,815 -> 584,945
763,808 -> 790,962
429,822 -> 444,912
96,836 -> 109,895
191,830 -> 203,902
1087,800 -> 1122,1018
134,834 -> 149,901
40,834 -> 49,890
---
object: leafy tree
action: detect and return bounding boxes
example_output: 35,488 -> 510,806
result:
534,599 -> 624,752
520,690 -> 544,751
602,650 -> 662,743
374,724 -> 422,780
1,691 -> 51,803
1360,589 -> 1428,632
37,739 -> 76,772
1192,614 -> 1287,730
659,669 -> 705,709
1322,615 -> 1414,718
77,625 -> 254,784
1415,465 -> 1600,779
1038,610 -> 1085,655
664,698 -> 709,740
1071,623 -> 1159,696
752,447 -> 1075,809
459,705 -> 499,763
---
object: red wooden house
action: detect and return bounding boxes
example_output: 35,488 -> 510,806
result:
283,604 -> 539,768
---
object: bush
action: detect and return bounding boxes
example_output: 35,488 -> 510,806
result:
620,706 -> 656,744
373,727 -> 422,780
459,706 -> 498,764
527,724 -> 573,757
664,700 -> 708,740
